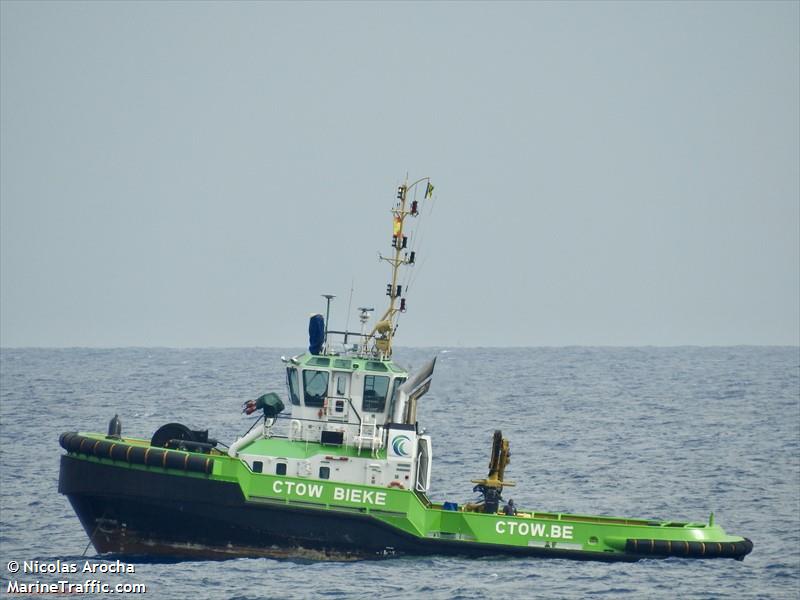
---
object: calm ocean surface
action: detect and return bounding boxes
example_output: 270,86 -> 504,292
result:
1,346 -> 798,599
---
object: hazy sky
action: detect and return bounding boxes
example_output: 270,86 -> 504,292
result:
1,1 -> 798,347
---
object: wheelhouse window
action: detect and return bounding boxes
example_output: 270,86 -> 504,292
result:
302,369 -> 329,407
335,373 -> 348,396
362,375 -> 390,413
286,368 -> 301,406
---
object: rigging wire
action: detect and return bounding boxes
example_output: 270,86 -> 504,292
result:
240,413 -> 265,438
399,185 -> 421,292
404,185 -> 436,295
395,184 -> 435,330
405,255 -> 429,296
401,184 -> 428,290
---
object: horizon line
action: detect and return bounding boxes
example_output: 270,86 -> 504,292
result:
1,344 -> 798,351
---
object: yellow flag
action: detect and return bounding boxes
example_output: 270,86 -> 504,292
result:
425,182 -> 434,199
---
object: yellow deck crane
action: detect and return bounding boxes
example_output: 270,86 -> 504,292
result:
467,430 -> 515,513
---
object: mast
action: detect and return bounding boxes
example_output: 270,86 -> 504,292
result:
321,294 -> 335,352
368,176 -> 433,358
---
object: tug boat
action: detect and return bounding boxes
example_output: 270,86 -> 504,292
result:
59,177 -> 753,562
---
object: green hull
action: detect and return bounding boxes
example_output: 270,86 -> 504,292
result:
59,432 -> 752,561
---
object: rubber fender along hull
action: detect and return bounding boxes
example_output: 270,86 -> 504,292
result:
59,432 -> 214,475
59,455 -> 751,562
625,537 -> 753,560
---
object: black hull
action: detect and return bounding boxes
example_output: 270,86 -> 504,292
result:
59,456 -> 633,562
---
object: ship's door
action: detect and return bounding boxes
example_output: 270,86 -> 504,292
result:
416,436 -> 432,492
328,371 -> 350,421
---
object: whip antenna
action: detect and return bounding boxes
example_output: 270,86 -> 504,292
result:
344,278 -> 354,344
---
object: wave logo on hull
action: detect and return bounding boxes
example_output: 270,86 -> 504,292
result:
391,435 -> 412,457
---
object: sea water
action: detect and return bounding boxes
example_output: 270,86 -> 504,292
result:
1,347 -> 798,599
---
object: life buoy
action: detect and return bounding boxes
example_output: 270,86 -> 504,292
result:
389,480 -> 405,489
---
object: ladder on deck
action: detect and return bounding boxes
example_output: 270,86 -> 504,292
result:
354,416 -> 381,455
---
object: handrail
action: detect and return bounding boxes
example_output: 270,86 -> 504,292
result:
274,414 -> 361,429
